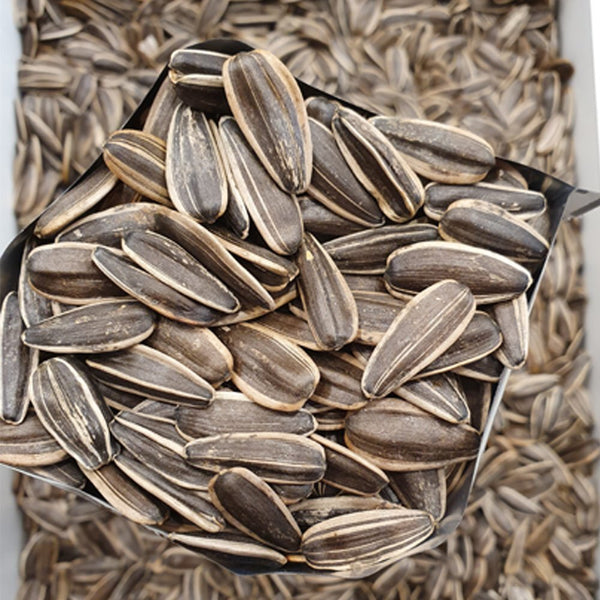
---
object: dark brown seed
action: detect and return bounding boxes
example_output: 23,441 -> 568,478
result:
362,280 -> 475,398
305,96 -> 339,128
387,468 -> 447,521
252,311 -> 320,351
143,77 -> 180,140
492,294 -> 529,369
209,467 -> 302,551
296,232 -> 358,351
454,354 -> 504,382
298,194 -> 364,238
354,290 -> 406,345
223,49 -> 312,194
345,398 -> 481,470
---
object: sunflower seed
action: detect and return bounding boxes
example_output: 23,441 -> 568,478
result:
307,118 -> 384,227
216,323 -> 319,412
394,373 -> 470,424
271,483 -> 314,505
122,230 -> 239,312
166,105 -> 227,222
385,241 -> 533,304
146,318 -> 233,386
439,199 -> 549,264
176,392 -> 316,438
454,354 -> 504,382
332,106 -> 424,222
353,290 -> 406,345
103,129 -> 170,205
30,460 -> 86,490
298,194 -> 364,238
223,49 -> 312,194
296,232 -> 358,351
345,398 -> 480,470
22,299 -> 156,353
305,96 -> 339,128
143,77 -> 180,141
18,241 -> 54,328
91,246 -> 224,326
323,224 -> 438,274
252,311 -> 320,351
362,280 -> 475,398
81,463 -> 168,525
29,357 -> 117,470
185,432 -> 326,484
301,508 -> 434,571
372,117 -> 495,184
85,344 -> 214,406
492,294 -> 529,369
209,467 -> 302,552
113,410 -> 185,455
387,468 -> 447,521
219,116 -> 303,256
19,531 -> 59,584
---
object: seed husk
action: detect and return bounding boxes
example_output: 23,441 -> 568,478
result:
492,294 -> 529,369
103,129 -> 170,205
81,463 -> 168,525
387,468 -> 447,521
385,241 -> 533,304
209,467 -> 302,552
223,49 -> 312,194
22,299 -> 157,354
92,246 -> 224,326
26,242 -> 125,305
0,292 -> 35,424
142,77 -> 180,141
166,104 -> 227,222
113,410 -> 185,455
219,116 -> 303,256
439,199 -> 549,264
176,392 -> 316,439
271,483 -> 314,505
34,164 -> 118,239
332,106 -> 424,222
146,318 -> 233,386
353,290 -> 406,345
307,118 -> 384,227
30,459 -> 86,490
311,433 -> 389,496
423,181 -> 546,221
122,230 -> 240,313
252,311 -> 320,351
454,354 -> 504,382
85,344 -> 214,407
19,531 -> 59,584
114,450 -> 225,533
345,398 -> 481,470
29,356 -> 117,470
301,508 -> 435,571
185,432 -> 326,484
296,232 -> 358,351
18,241 -> 54,327
394,373 -> 470,424
323,224 -> 438,274
362,280 -> 475,398
216,322 -> 319,412
372,117 -> 495,184
305,96 -> 339,128
298,194 -> 364,238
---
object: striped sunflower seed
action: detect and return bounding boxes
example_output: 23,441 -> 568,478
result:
0,412 -> 67,467
175,391 -> 316,439
142,77 -> 180,141
271,483 -> 314,505
85,344 -> 214,406
311,433 -> 389,496
345,398 -> 480,470
146,318 -> 233,386
103,129 -> 170,205
353,290 -> 406,345
462,379 -> 492,434
385,241 -> 533,304
394,373 -> 470,424
323,224 -> 438,274
30,460 -> 86,490
301,508 -> 434,571
223,49 -> 312,194
371,117 -> 495,184
439,199 -> 549,264
362,280 -> 475,398
219,116 -> 303,256
298,194 -> 364,238
492,294 -> 529,369
387,468 -> 447,521
22,299 -> 156,353
114,450 -> 225,533
216,322 -> 319,412
112,410 -> 185,455
307,117 -> 384,228
121,230 -> 240,313
92,246 -> 224,326
34,164 -> 118,239
252,310 -> 320,351
81,463 -> 168,526
26,242 -> 125,305
19,531 -> 59,585
209,467 -> 302,552
1,292 -> 35,424
423,181 -> 546,221
185,432 -> 326,484
18,240 -> 54,327
332,106 -> 424,222
166,104 -> 227,223
454,354 -> 504,382
305,96 -> 339,128
29,356 -> 117,470
296,232 -> 358,351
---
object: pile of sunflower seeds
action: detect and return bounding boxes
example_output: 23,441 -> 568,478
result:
11,0 -> 598,597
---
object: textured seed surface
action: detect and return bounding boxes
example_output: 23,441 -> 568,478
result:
388,468 -> 447,521
493,294 -> 529,369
